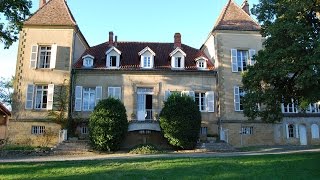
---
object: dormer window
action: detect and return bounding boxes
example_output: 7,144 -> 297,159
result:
170,47 -> 186,69
195,56 -> 208,70
138,46 -> 155,69
175,57 -> 182,68
143,56 -> 151,68
82,55 -> 94,68
106,47 -> 121,69
109,56 -> 117,67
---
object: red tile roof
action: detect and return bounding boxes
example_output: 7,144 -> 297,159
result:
74,42 -> 214,71
0,103 -> 11,116
213,0 -> 260,31
24,0 -> 76,26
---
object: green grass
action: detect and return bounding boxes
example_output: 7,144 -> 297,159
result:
1,152 -> 320,179
0,145 -> 35,151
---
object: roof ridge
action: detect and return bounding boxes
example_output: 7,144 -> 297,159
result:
213,0 -> 232,30
24,0 -> 77,26
212,0 -> 261,31
232,0 -> 260,27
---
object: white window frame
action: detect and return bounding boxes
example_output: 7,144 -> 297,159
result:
83,57 -> 93,68
288,124 -> 295,138
34,85 -> 48,110
234,86 -> 245,111
231,49 -> 255,72
174,57 -> 182,68
281,99 -> 298,113
195,92 -> 206,112
143,56 -> 152,68
241,126 -> 253,135
306,103 -> 320,113
109,56 -> 117,67
31,126 -> 45,135
106,47 -> 121,69
82,87 -> 96,111
108,87 -> 121,100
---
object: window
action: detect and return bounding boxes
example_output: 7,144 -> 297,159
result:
110,56 -> 117,67
25,84 -> 54,110
306,103 -> 320,113
83,87 -> 96,111
231,49 -> 255,72
241,127 -> 253,135
175,57 -> 182,68
281,99 -> 298,113
311,124 -> 319,139
83,56 -> 93,68
74,86 -> 102,112
108,87 -> 121,100
234,86 -> 245,111
34,85 -> 48,109
143,56 -> 151,68
106,47 -> 121,68
197,60 -> 206,69
165,91 -> 214,112
32,126 -> 45,135
39,46 -> 51,68
288,124 -> 295,138
30,44 -> 57,69
200,127 -> 208,135
195,92 -> 206,111
80,126 -> 88,135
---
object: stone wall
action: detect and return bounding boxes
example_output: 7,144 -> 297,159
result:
221,122 -> 276,147
7,120 -> 61,147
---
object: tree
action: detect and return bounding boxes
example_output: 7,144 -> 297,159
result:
88,98 -> 128,151
48,80 -> 69,128
242,0 -> 320,122
159,93 -> 201,149
0,76 -> 14,108
0,0 -> 32,49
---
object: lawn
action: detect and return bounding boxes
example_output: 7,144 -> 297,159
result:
1,152 -> 319,180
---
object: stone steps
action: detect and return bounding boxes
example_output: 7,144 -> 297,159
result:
53,140 -> 93,155
196,142 -> 236,152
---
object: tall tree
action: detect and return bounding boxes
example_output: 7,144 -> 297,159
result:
242,0 -> 320,122
0,76 -> 14,108
0,0 -> 32,49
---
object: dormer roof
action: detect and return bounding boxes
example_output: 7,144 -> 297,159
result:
169,47 -> 187,57
74,42 -> 213,70
82,54 -> 94,59
106,46 -> 122,55
24,0 -> 76,26
138,46 -> 156,56
213,0 -> 260,31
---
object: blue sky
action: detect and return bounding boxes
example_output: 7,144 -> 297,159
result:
0,0 -> 259,79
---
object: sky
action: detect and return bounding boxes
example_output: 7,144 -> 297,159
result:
0,0 -> 259,79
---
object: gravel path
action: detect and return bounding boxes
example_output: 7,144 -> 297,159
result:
1,146 -> 319,163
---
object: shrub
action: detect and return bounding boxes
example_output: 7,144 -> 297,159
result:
89,98 -> 128,151
159,93 -> 201,149
129,144 -> 161,154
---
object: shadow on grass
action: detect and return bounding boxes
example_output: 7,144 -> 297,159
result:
1,153 -> 320,179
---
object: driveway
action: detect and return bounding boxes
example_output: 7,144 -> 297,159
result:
1,146 -> 320,163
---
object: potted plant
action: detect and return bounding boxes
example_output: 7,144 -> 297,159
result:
153,113 -> 159,121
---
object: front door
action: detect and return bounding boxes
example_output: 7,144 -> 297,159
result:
299,125 -> 307,145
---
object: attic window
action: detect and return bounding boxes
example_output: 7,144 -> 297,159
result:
109,56 -> 117,67
175,57 -> 182,68
196,60 -> 207,70
82,55 -> 94,68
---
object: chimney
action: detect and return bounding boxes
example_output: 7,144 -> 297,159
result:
39,0 -> 47,9
114,36 -> 118,47
108,31 -> 114,46
241,0 -> 250,15
174,33 -> 181,48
